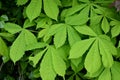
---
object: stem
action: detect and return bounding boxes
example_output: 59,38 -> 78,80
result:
0,62 -> 4,71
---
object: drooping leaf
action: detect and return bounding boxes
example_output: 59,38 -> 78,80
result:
4,23 -> 22,34
69,38 -> 95,59
75,25 -> 97,36
43,0 -> 59,20
26,0 -> 42,21
17,0 -> 28,6
98,68 -> 111,80
101,17 -> 110,34
85,40 -> 102,74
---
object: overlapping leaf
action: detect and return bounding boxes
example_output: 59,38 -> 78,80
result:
40,46 -> 66,80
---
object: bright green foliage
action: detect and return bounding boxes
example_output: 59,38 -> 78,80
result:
98,68 -> 111,80
40,46 -> 66,80
4,23 -> 22,34
26,0 -> 42,21
0,0 -> 120,80
16,0 -> 28,5
43,0 -> 59,20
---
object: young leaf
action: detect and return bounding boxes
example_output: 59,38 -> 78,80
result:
75,25 -> 97,36
65,6 -> 89,25
10,32 -> 26,63
54,25 -> 67,48
43,0 -> 59,20
85,40 -> 102,74
17,0 -> 28,6
67,26 -> 81,46
101,17 -> 110,34
69,38 -> 95,59
4,23 -> 22,34
26,0 -> 42,21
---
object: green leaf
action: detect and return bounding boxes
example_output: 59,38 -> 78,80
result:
67,26 -> 81,47
17,0 -> 28,6
26,42 -> 46,51
10,32 -> 25,63
40,47 -> 56,80
65,4 -> 87,17
23,29 -> 37,48
85,40 -> 102,74
69,38 -> 95,59
44,0 -> 59,20
98,68 -> 111,80
4,23 -> 22,34
54,24 -> 67,48
101,17 -> 110,34
51,47 -> 66,77
65,6 -> 89,25
75,25 -> 97,36
29,49 -> 46,67
26,0 -> 42,21
111,61 -> 120,80
110,20 -> 120,38
99,38 -> 113,68
0,37 -> 9,62
23,19 -> 35,28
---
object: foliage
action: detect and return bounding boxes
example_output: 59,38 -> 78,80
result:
0,0 -> 120,80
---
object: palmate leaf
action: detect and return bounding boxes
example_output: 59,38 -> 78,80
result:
26,0 -> 42,21
40,46 -> 66,80
85,40 -> 102,74
43,0 -> 59,20
4,23 -> 22,34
